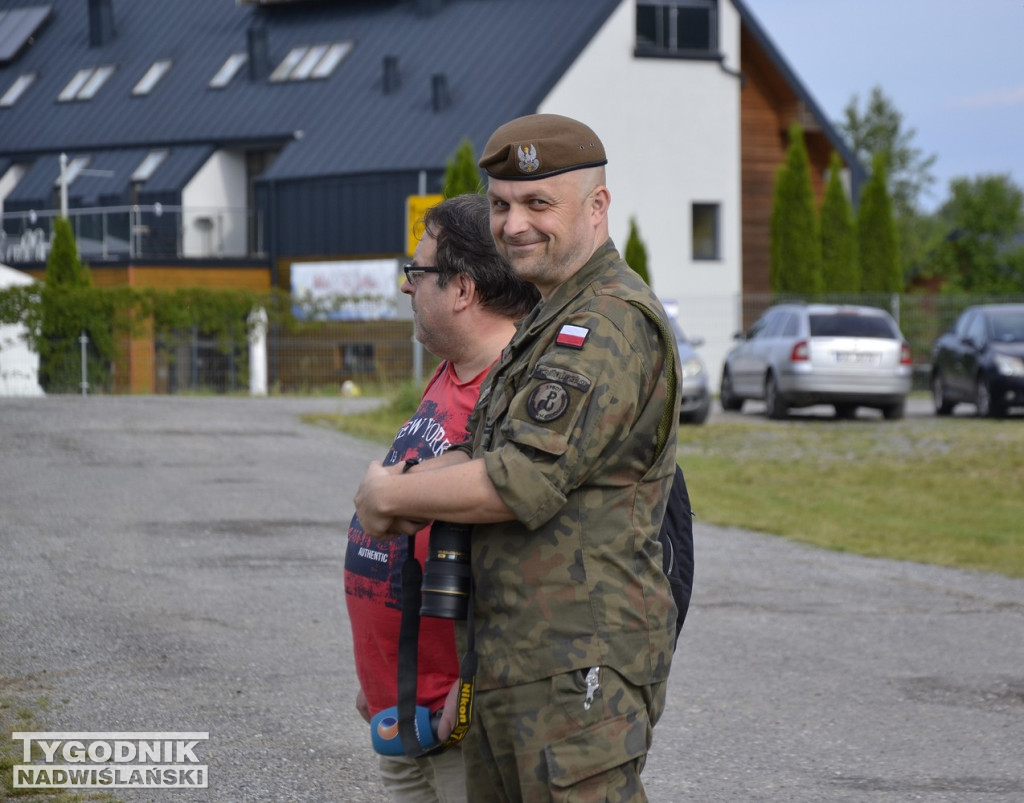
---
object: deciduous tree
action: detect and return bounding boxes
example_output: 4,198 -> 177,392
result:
839,85 -> 938,275
839,85 -> 936,217
933,173 -> 1024,293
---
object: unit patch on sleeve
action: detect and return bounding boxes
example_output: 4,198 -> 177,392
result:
555,324 -> 590,349
532,364 -> 592,393
527,382 -> 570,422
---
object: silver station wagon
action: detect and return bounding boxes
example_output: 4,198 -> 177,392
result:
720,303 -> 913,420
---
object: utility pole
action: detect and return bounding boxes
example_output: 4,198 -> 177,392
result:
60,152 -> 69,219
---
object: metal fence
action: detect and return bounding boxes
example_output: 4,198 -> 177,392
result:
8,292 -> 1024,395
151,319 -> 435,395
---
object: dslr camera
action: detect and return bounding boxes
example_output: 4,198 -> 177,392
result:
420,520 -> 472,619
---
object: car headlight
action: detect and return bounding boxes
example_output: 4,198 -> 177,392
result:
994,353 -> 1024,377
681,356 -> 706,381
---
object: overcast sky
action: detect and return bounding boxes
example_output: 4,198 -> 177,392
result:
747,0 -> 1024,211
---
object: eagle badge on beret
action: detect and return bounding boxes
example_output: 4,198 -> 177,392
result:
516,144 -> 540,174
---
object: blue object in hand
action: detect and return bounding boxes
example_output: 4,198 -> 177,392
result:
370,705 -> 441,755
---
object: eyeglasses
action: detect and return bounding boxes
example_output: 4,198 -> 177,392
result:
403,264 -> 443,285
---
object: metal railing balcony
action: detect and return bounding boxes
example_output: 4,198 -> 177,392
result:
0,204 -> 264,264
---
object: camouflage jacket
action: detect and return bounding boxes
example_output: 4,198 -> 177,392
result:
457,240 -> 682,690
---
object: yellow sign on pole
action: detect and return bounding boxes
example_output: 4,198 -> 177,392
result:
406,194 -> 444,256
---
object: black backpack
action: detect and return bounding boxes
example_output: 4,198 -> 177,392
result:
627,300 -> 696,649
658,463 -> 694,648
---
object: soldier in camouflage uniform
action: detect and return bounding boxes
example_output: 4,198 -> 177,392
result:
355,113 -> 682,802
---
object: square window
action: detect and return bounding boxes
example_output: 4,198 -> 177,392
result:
692,203 -> 720,260
636,0 -> 718,56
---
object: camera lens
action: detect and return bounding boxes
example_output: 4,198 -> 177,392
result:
420,521 -> 472,619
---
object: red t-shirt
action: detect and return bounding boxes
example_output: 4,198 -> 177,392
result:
344,360 -> 489,715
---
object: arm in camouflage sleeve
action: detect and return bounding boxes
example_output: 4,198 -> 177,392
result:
484,306 -> 662,531
353,454 -> 515,540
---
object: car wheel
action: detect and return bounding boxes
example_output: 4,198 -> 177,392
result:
975,376 -> 1006,418
882,400 -> 905,420
764,373 -> 788,420
834,403 -> 857,420
719,369 -> 743,412
975,376 -> 993,418
932,372 -> 954,416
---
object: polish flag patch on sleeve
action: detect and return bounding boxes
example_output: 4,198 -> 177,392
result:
555,324 -> 590,349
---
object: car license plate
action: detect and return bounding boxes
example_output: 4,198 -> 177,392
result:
833,351 -> 880,365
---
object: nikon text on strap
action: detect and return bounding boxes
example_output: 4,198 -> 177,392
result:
396,531 -> 476,757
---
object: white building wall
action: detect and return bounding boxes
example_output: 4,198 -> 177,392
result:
0,264 -> 44,397
181,150 -> 248,257
538,0 -> 743,388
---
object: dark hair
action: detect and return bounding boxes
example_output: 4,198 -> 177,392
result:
422,194 -> 539,319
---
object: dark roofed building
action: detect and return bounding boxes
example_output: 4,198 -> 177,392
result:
1,0 -> 863,391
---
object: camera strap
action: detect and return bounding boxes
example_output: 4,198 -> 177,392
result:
397,533 -> 476,757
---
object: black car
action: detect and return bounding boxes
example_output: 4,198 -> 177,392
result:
930,304 -> 1024,417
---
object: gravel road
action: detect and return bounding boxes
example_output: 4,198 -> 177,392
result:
1,396 -> 1021,802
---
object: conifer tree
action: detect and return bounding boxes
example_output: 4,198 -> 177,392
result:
39,218 -> 100,392
46,216 -> 92,288
770,122 -> 823,293
443,138 -> 483,197
820,151 -> 860,292
624,217 -> 651,286
857,152 -> 902,292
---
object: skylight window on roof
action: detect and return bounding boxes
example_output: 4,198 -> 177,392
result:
0,6 -> 53,65
310,42 -> 351,79
210,52 -> 247,88
133,59 -> 171,96
270,41 -> 352,82
291,44 -> 328,81
270,48 -> 304,82
58,65 -> 114,101
58,69 -> 91,101
132,150 -> 168,182
0,72 -> 35,107
79,65 -> 114,99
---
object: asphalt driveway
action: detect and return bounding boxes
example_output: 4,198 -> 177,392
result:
1,396 -> 1021,802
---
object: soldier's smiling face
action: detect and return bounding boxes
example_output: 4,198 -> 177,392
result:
487,169 -> 609,299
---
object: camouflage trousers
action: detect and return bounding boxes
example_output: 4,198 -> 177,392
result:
462,667 -> 667,802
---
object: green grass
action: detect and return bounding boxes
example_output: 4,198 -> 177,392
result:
304,380 -> 423,445
1,692 -> 117,801
310,388 -> 1024,578
678,414 -> 1024,578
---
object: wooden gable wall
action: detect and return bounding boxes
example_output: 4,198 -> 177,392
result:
739,25 -> 840,300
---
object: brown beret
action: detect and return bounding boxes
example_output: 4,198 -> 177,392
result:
478,113 -> 607,180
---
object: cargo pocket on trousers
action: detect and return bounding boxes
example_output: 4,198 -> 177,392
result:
543,710 -> 648,794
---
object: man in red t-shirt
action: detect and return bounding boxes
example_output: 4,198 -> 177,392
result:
344,194 -> 538,801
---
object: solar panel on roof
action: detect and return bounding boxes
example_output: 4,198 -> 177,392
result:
0,5 -> 52,65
